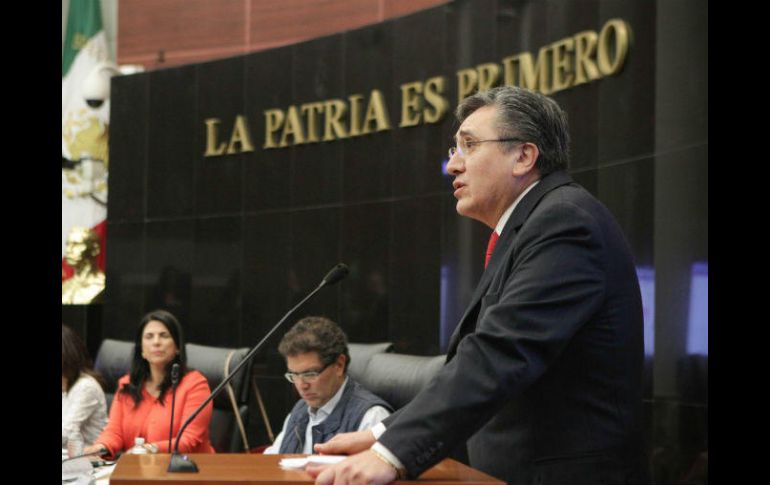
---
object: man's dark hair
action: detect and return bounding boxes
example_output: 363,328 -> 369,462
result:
278,316 -> 350,372
456,86 -> 571,176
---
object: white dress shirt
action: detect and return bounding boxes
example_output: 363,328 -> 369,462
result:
62,373 -> 109,449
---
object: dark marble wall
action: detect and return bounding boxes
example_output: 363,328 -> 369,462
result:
651,0 -> 708,483
104,1 -> 707,482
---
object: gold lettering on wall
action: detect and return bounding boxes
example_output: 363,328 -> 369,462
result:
399,81 -> 422,128
456,68 -> 477,105
574,30 -> 600,86
477,63 -> 501,92
501,46 -> 552,95
205,19 -> 631,155
261,90 -> 396,149
550,38 -> 575,94
323,99 -> 349,141
301,102 -> 325,142
279,106 -> 305,147
423,76 -> 449,123
226,115 -> 254,154
597,19 -> 630,76
486,18 -> 630,97
347,95 -> 365,137
204,118 -> 227,157
400,76 -> 449,126
263,109 -> 284,149
362,89 -> 391,134
204,116 -> 254,156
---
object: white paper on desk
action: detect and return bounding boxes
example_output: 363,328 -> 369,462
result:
62,456 -> 92,481
92,463 -> 116,480
279,455 -> 347,469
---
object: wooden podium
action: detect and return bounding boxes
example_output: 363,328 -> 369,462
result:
108,453 -> 504,484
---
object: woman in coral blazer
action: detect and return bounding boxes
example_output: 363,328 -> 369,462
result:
84,310 -> 215,457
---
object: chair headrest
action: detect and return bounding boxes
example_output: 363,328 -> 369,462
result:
357,353 -> 445,410
185,343 -> 251,409
347,342 -> 393,382
93,339 -> 135,393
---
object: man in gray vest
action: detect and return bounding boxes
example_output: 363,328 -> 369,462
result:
264,316 -> 392,454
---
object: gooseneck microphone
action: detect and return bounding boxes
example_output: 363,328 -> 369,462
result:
167,263 -> 349,473
61,448 -> 109,463
168,363 -> 181,453
321,263 -> 349,286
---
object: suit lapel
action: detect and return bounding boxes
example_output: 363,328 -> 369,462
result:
506,171 -> 573,231
446,222 -> 517,358
445,171 -> 575,358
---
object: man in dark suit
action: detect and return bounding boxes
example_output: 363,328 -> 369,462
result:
309,86 -> 648,485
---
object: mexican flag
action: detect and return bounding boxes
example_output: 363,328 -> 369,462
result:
62,0 -> 110,282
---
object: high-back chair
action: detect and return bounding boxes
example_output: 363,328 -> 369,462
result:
346,342 -> 393,383
93,338 -> 134,411
356,352 -> 446,410
185,343 -> 252,453
355,351 -> 468,462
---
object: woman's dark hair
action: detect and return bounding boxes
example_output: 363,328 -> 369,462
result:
62,324 -> 105,392
119,309 -> 188,407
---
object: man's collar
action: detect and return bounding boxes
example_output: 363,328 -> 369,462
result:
495,180 -> 540,235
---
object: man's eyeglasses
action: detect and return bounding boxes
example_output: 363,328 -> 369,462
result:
448,138 -> 526,159
284,361 -> 334,384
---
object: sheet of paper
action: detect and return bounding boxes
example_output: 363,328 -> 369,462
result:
279,455 -> 347,469
93,463 -> 116,480
279,457 -> 309,469
62,456 -> 92,481
93,463 -> 116,485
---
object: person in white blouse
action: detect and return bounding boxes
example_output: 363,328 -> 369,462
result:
264,317 -> 392,454
62,324 -> 108,456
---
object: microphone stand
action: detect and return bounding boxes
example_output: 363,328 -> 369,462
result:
167,263 -> 349,472
61,448 -> 108,463
168,363 -> 180,453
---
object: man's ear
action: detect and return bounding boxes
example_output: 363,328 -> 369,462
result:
512,143 -> 539,177
336,353 -> 347,371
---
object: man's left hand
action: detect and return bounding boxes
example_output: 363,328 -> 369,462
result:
313,430 -> 375,455
306,450 -> 397,485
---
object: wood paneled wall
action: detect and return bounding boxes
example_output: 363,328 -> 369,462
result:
117,0 -> 450,70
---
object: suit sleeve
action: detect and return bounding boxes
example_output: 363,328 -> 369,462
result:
378,201 -> 608,477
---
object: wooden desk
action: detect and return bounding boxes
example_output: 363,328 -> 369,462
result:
109,453 -> 504,485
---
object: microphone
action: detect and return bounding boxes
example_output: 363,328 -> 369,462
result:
322,263 -> 349,286
167,263 -> 349,473
61,448 -> 109,463
168,363 -> 181,453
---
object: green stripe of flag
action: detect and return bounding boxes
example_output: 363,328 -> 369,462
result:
62,0 -> 104,77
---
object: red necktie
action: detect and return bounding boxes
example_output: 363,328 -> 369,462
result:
485,231 -> 499,269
